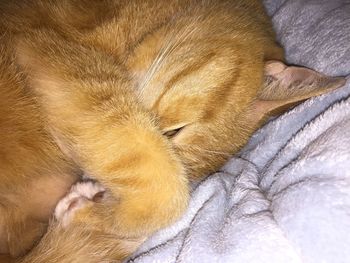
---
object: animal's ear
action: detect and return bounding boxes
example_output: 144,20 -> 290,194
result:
248,61 -> 346,124
15,39 -> 80,162
15,37 -> 67,100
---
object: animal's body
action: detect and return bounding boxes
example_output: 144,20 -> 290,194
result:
0,0 -> 344,262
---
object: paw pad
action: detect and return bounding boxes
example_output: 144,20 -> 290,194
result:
54,180 -> 105,227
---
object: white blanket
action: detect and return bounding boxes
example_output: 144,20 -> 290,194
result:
128,1 -> 350,262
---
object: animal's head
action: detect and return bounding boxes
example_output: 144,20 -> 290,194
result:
127,25 -> 346,180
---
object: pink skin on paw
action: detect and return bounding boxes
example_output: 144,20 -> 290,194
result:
54,181 -> 105,228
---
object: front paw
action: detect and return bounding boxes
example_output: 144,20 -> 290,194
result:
54,180 -> 105,228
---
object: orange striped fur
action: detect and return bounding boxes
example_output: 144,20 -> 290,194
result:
0,0 -> 344,262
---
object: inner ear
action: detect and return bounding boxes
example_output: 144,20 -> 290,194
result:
246,61 -> 346,125
260,61 -> 346,102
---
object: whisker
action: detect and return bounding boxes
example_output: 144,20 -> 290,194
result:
138,17 -> 199,95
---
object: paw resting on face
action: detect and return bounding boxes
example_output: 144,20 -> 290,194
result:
54,180 -> 106,228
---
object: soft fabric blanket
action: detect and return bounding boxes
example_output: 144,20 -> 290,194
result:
127,1 -> 350,262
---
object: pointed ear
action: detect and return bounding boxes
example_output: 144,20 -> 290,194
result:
15,39 -> 68,101
248,61 -> 346,124
15,40 -> 82,162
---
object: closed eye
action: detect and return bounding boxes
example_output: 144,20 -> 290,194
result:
163,126 -> 185,138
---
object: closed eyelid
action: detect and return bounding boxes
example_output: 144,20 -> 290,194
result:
162,122 -> 190,133
163,127 -> 183,138
162,122 -> 192,138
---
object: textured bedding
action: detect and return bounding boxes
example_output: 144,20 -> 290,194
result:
127,1 -> 350,262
